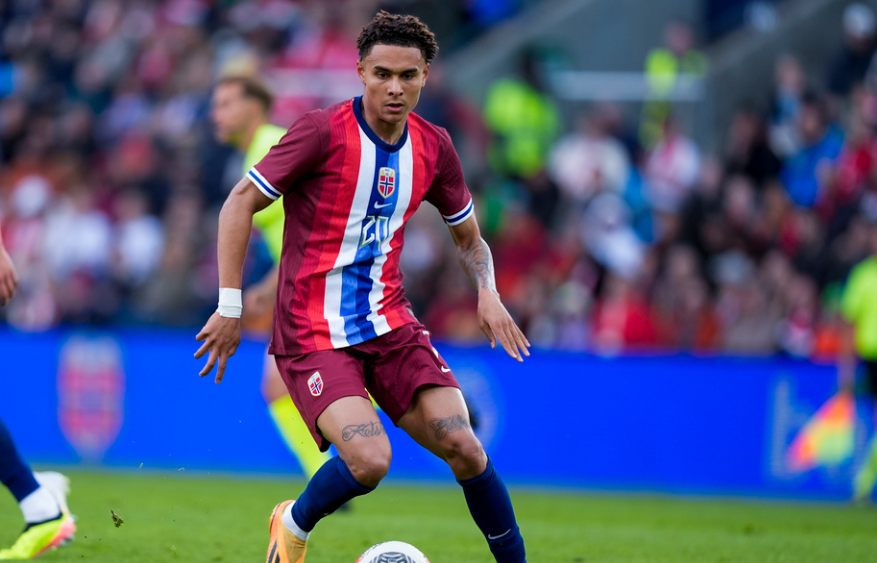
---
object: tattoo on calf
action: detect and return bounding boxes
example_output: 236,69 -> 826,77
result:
430,415 -> 470,440
341,421 -> 384,441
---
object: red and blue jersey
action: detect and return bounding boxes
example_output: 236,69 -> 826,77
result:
248,97 -> 474,355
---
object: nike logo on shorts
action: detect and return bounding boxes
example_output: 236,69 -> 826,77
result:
441,366 -> 451,373
488,529 -> 511,540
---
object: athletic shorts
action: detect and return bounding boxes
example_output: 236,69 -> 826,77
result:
274,322 -> 459,452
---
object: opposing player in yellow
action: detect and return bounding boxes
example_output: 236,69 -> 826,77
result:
840,218 -> 877,503
211,75 -> 330,478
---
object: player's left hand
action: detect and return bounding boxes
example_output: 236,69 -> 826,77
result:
477,288 -> 530,362
194,312 -> 241,383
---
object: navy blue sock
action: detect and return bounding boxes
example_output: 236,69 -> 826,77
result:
457,458 -> 526,563
291,456 -> 375,532
0,417 -> 40,502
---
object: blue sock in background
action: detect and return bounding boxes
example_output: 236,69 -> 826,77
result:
291,456 -> 375,532
0,417 -> 40,502
458,457 -> 526,563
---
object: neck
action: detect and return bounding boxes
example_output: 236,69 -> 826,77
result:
361,98 -> 405,145
235,119 -> 265,152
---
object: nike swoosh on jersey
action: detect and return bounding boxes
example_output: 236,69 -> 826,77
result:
487,529 -> 512,540
441,366 -> 451,373
374,201 -> 393,208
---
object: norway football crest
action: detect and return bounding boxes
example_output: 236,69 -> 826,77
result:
308,371 -> 324,397
378,167 -> 395,198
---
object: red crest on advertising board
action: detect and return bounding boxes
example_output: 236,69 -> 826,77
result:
57,335 -> 125,462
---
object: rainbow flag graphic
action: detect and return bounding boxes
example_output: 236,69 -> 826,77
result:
786,392 -> 855,472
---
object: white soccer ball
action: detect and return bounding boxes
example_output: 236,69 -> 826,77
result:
356,541 -> 430,563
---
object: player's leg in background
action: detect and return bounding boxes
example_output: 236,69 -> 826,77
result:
853,361 -> 877,502
262,349 -> 331,478
398,385 -> 526,563
0,417 -> 75,558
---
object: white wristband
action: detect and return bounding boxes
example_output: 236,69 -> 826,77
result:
217,287 -> 243,318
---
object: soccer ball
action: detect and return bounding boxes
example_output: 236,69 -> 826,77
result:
356,541 -> 430,563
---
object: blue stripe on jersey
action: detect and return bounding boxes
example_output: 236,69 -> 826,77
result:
339,146 -> 400,345
247,169 -> 281,199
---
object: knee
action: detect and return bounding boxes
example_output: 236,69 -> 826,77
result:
441,435 -> 486,479
346,446 -> 392,487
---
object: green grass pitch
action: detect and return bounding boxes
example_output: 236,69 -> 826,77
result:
1,469 -> 876,562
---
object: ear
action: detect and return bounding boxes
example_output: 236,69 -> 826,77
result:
421,63 -> 430,87
357,59 -> 366,85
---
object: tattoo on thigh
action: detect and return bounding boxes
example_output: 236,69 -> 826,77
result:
429,415 -> 470,440
341,421 -> 383,441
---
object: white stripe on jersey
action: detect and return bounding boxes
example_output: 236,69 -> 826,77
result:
247,168 -> 281,200
323,126 -> 377,349
443,197 -> 474,226
364,137 -> 414,334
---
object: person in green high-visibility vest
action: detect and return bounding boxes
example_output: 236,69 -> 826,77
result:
641,20 -> 707,148
483,49 -> 560,180
211,75 -> 331,479
840,218 -> 877,503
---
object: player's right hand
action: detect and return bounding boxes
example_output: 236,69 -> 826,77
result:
243,280 -> 275,321
195,312 -> 241,383
0,246 -> 19,307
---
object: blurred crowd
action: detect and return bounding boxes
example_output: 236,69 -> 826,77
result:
0,0 -> 522,330
1,0 -> 875,360
405,3 -> 877,360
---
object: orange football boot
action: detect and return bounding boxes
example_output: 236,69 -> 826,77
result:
266,500 -> 307,563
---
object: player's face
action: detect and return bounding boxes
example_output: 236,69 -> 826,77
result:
211,82 -> 256,144
357,44 -> 429,129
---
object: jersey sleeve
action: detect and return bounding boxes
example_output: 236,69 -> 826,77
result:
425,128 -> 474,226
247,114 -> 322,200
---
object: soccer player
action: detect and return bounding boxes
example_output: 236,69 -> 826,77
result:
840,218 -> 877,503
211,75 -> 331,479
195,11 -> 529,563
0,229 -> 75,559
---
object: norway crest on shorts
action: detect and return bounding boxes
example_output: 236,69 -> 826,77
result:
377,167 -> 395,198
308,371 -> 324,397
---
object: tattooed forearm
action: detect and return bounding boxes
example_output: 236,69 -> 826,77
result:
430,415 -> 470,441
341,422 -> 384,441
457,237 -> 497,293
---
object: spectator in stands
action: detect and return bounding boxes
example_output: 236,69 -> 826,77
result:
821,110 -> 875,233
827,3 -> 876,98
781,93 -> 844,209
641,19 -> 708,148
548,108 -> 630,203
483,46 -> 560,179
769,54 -> 807,158
725,105 -> 782,188
644,117 -> 701,244
591,271 -> 657,354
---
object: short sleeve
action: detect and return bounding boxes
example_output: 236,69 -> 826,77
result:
425,128 -> 474,226
247,114 -> 322,200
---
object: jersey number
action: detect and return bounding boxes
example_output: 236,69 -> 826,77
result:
360,215 -> 390,249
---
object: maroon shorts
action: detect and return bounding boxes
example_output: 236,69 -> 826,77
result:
274,322 -> 460,452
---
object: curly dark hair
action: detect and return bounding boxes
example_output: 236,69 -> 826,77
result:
357,11 -> 438,63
